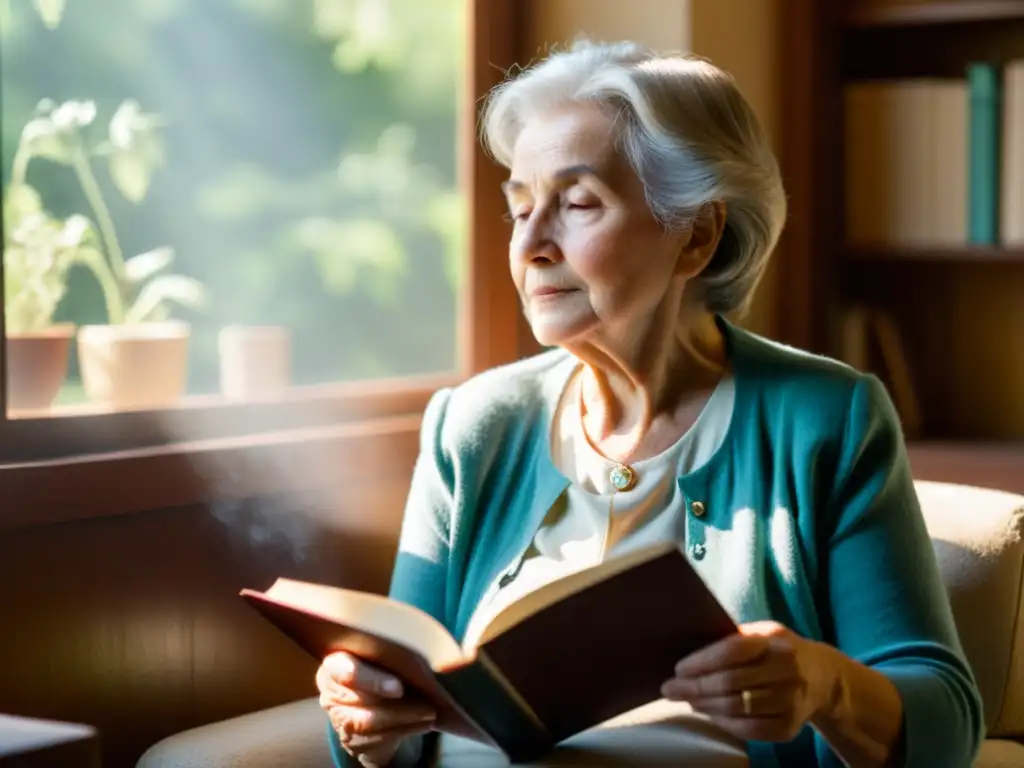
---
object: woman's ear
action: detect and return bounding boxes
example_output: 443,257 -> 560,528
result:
676,201 -> 727,278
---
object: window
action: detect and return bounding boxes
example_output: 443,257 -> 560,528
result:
0,0 -> 519,462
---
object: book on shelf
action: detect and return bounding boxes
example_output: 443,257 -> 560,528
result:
240,541 -> 737,762
1003,61 -> 1024,245
968,62 -> 1002,245
843,59 -> 1024,249
844,78 -> 968,246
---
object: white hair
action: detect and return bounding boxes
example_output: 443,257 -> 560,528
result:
481,40 -> 787,316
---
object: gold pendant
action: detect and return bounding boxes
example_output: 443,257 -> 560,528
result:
609,463 -> 637,492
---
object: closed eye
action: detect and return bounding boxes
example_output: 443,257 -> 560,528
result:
503,209 -> 532,223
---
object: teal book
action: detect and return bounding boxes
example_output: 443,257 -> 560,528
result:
241,541 -> 736,762
967,62 -> 1003,244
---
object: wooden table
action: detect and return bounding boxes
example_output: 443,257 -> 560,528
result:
0,714 -> 100,767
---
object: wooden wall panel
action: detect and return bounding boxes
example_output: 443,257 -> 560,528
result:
0,426 -> 418,768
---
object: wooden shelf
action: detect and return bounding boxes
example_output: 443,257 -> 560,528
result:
844,1 -> 1024,28
782,4 -> 1024,451
844,244 -> 1024,263
907,440 -> 1024,493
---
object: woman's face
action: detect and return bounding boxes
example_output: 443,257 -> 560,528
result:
504,102 -> 698,349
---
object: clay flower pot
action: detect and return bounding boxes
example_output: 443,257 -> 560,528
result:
5,324 -> 75,413
217,325 -> 291,400
77,321 -> 190,410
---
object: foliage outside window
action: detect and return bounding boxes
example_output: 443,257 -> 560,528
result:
1,0 -> 467,416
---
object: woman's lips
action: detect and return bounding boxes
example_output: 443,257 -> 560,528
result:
531,287 -> 578,297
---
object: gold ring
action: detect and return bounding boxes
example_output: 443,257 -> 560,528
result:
741,689 -> 754,716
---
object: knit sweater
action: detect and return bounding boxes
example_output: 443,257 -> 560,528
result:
329,318 -> 983,768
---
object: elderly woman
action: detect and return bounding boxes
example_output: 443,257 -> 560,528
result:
316,40 -> 983,768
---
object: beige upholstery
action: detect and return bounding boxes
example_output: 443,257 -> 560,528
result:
136,698 -> 332,768
137,480 -> 1024,768
914,481 -> 1024,740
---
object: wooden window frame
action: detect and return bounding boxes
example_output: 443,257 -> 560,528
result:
0,0 -> 525,524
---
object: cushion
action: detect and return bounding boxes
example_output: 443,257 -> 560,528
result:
135,697 -> 331,768
437,699 -> 747,766
975,738 -> 1024,768
137,698 -> 749,768
135,696 -> 1024,767
914,480 -> 1024,738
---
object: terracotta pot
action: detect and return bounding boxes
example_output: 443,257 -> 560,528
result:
77,321 -> 190,411
5,324 -> 75,413
218,325 -> 291,400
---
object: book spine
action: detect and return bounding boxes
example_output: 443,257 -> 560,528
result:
967,62 -> 1003,244
1001,61 -> 1024,245
932,79 -> 969,244
438,657 -> 552,762
843,80 -> 939,245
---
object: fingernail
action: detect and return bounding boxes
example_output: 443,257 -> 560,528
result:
381,677 -> 402,696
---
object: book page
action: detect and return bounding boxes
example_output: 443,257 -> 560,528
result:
465,541 -> 680,650
259,578 -> 465,669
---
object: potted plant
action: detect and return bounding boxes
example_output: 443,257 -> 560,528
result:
3,196 -> 89,413
2,102 -> 102,413
21,98 -> 206,410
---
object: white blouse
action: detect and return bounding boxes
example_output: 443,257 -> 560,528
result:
464,366 -> 735,644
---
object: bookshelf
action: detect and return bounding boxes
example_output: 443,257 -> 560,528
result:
845,245 -> 1024,263
843,1 -> 1024,28
779,0 -> 1024,493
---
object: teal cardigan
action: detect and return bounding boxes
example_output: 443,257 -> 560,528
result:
330,320 -> 983,768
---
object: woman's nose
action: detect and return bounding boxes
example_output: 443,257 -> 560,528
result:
514,215 -> 561,264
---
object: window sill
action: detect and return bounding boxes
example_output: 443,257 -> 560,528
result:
0,372 -> 455,463
1,411 -> 425,532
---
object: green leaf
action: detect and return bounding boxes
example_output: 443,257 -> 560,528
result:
4,184 -> 43,228
3,208 -> 90,331
105,101 -> 166,203
70,245 -> 109,273
125,274 -> 206,324
20,118 -> 74,164
124,246 -> 174,284
32,0 -> 65,29
55,214 -> 91,249
109,151 -> 152,204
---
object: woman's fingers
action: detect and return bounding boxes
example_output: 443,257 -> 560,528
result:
672,633 -> 771,678
336,718 -> 436,751
685,684 -> 799,718
662,653 -> 798,700
330,700 -> 437,739
322,652 -> 404,699
327,705 -> 434,767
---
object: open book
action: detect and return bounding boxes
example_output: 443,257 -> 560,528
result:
241,541 -> 736,762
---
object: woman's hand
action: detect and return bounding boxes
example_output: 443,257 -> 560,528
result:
317,651 -> 437,767
661,621 -> 842,743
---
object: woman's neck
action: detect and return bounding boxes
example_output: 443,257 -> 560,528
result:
570,311 -> 727,463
